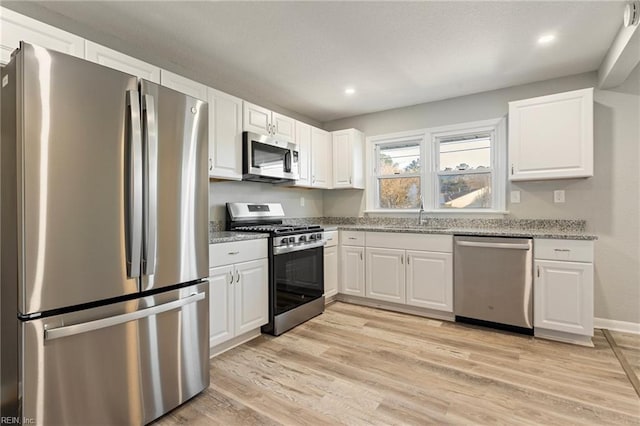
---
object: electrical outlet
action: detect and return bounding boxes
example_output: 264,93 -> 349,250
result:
553,190 -> 565,203
300,197 -> 305,207
510,191 -> 521,203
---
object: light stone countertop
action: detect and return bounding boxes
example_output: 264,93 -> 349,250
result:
209,231 -> 270,244
317,224 -> 597,240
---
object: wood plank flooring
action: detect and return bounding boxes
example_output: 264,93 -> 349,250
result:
154,302 -> 640,425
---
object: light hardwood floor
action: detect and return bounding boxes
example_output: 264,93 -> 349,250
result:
155,302 -> 640,425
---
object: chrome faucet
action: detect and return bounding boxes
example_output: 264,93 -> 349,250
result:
418,195 -> 425,225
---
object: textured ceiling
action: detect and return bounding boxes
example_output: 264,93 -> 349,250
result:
4,1 -> 625,123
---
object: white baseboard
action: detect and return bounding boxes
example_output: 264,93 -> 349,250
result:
594,317 -> 640,335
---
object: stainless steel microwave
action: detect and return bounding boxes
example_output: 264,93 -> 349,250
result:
243,131 -> 299,183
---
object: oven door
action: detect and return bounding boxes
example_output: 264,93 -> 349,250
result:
273,245 -> 324,315
243,132 -> 299,180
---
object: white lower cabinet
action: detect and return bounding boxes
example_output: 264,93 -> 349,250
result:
323,231 -> 339,298
340,245 -> 365,297
534,260 -> 594,336
533,238 -> 594,345
208,240 -> 268,349
338,231 -> 453,315
406,250 -> 453,312
365,247 -> 405,303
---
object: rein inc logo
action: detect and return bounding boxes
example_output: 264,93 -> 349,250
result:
1,418 -> 36,425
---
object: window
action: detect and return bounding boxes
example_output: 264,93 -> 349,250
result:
367,119 -> 506,213
374,140 -> 422,209
436,134 -> 492,209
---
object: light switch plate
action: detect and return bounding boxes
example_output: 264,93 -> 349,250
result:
510,191 -> 521,203
300,197 -> 305,207
553,190 -> 565,203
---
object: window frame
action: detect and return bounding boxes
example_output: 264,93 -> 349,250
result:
373,136 -> 424,210
365,118 -> 507,214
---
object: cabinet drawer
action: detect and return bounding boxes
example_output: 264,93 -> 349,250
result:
324,230 -> 339,248
209,239 -> 268,268
534,239 -> 593,263
341,231 -> 365,246
366,232 -> 453,253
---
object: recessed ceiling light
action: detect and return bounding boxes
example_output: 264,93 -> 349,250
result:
537,34 -> 556,45
344,87 -> 356,95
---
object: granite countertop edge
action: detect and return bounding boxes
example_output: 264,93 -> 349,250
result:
209,232 -> 270,244
319,225 -> 597,240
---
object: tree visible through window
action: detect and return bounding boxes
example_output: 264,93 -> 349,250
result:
376,143 -> 421,209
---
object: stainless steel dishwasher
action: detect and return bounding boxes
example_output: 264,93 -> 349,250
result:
454,236 -> 533,332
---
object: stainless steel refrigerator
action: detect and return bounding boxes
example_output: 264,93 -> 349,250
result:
1,42 -> 210,425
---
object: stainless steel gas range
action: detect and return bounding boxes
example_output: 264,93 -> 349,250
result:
226,203 -> 325,335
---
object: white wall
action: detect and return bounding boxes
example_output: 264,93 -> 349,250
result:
209,181 -> 324,223
324,69 -> 640,325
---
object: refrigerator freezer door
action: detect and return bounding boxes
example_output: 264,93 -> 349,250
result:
139,81 -> 209,291
21,282 -> 209,425
18,43 -> 140,315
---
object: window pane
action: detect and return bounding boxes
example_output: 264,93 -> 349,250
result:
379,144 -> 420,175
439,137 -> 490,171
379,177 -> 421,209
438,173 -> 491,209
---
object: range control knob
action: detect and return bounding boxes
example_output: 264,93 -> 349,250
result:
288,237 -> 295,243
309,234 -> 316,240
316,233 -> 322,240
299,235 -> 307,242
281,238 -> 289,245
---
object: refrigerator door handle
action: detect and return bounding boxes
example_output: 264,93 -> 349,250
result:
44,292 -> 206,341
142,94 -> 158,275
126,90 -> 143,278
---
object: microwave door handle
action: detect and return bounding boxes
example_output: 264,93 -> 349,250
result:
142,94 -> 158,275
126,90 -> 142,279
284,151 -> 292,173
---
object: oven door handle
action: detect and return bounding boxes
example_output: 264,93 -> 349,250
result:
273,240 -> 326,255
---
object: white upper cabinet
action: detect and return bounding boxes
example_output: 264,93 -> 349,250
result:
243,101 -> 295,140
272,112 -> 296,141
85,40 -> 160,82
311,127 -> 332,188
1,7 -> 84,65
160,69 -> 207,100
508,88 -> 593,181
294,121 -> 312,187
332,129 -> 365,189
208,88 -> 243,180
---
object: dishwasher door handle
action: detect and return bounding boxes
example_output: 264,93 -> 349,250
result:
456,241 -> 531,250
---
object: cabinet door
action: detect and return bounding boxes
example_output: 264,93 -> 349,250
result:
534,260 -> 593,336
209,265 -> 234,347
294,121 -> 312,187
332,130 -> 353,188
208,88 -> 243,180
243,101 -> 271,135
365,247 -> 406,303
406,251 -> 452,312
160,69 -> 207,100
324,245 -> 339,298
1,7 -> 85,65
85,41 -> 160,82
311,127 -> 332,188
272,112 -> 295,141
509,88 -> 593,181
340,246 -> 365,296
234,258 -> 269,335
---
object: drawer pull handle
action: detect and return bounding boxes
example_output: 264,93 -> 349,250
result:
228,251 -> 240,255
553,249 -> 571,252
348,237 -> 357,240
